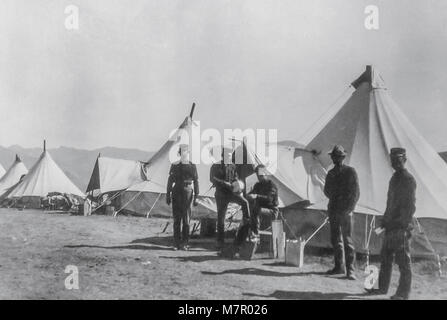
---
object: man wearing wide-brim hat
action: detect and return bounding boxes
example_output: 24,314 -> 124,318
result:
324,145 -> 360,280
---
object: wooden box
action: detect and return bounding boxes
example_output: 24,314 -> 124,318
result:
270,220 -> 285,259
285,239 -> 305,268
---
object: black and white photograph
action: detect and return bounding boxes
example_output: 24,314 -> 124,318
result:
0,0 -> 446,303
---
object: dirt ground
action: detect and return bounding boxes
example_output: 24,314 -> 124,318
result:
0,208 -> 446,300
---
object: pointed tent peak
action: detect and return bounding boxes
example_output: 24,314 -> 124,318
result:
351,65 -> 387,90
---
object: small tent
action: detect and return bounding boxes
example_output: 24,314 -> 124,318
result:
0,155 -> 28,197
86,155 -> 147,197
283,66 -> 447,257
7,144 -> 84,208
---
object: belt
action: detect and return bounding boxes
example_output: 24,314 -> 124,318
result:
176,181 -> 193,186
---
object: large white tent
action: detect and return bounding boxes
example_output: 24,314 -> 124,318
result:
0,155 -> 28,197
7,146 -> 84,208
283,66 -> 447,257
243,142 -> 327,207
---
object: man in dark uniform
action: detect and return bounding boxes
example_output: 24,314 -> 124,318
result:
245,164 -> 280,238
166,144 -> 199,251
367,148 -> 416,300
324,145 -> 360,280
210,146 -> 250,250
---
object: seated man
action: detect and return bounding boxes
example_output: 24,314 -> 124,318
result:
246,164 -> 280,238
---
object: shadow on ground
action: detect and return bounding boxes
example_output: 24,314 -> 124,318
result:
160,255 -> 225,263
65,236 -> 221,252
64,244 -> 174,251
243,290 -> 372,300
202,267 -> 304,277
131,236 -> 217,251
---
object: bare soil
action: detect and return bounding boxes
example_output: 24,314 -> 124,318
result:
0,208 -> 446,300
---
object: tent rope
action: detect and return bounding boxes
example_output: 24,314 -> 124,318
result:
364,216 -> 376,267
146,193 -> 162,219
113,191 -> 142,218
89,190 -> 124,215
414,218 -> 442,276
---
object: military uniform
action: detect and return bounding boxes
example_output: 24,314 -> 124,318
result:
167,161 -> 199,248
324,164 -> 360,274
209,162 -> 250,247
378,167 -> 416,299
232,178 -> 280,246
249,179 -> 279,235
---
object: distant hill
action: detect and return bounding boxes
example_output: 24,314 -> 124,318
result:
0,146 -> 154,192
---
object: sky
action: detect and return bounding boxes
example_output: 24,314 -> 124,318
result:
1,0 -> 447,151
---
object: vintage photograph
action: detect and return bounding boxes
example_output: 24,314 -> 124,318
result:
0,1 -> 446,301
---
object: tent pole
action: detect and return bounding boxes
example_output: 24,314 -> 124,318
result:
304,218 -> 329,246
364,214 -> 368,250
189,102 -> 196,119
146,193 -> 162,219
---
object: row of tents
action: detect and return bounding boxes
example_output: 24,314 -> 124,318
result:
0,145 -> 84,209
1,66 -> 446,259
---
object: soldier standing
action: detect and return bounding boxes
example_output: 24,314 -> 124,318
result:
367,148 -> 416,300
210,146 -> 250,250
324,145 -> 360,280
166,144 -> 199,251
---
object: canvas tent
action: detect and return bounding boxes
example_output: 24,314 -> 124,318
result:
7,145 -> 84,208
0,155 -> 28,197
244,142 -> 327,207
117,113 -> 218,219
86,155 -> 147,197
282,65 -> 447,257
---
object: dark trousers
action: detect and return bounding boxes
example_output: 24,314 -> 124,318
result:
328,212 -> 355,273
250,202 -> 279,235
172,185 -> 193,247
215,191 -> 250,245
234,201 -> 278,246
378,229 -> 412,299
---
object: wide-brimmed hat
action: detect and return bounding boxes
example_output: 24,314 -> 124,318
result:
328,145 -> 347,157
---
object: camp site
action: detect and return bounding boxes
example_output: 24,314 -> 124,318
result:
1,1 -> 447,302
